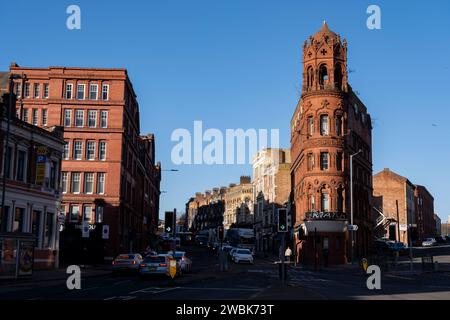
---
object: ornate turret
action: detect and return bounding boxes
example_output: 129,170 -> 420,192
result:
302,21 -> 348,93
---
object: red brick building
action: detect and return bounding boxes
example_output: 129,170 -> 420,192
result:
290,22 -> 373,266
414,185 -> 435,242
8,63 -> 161,262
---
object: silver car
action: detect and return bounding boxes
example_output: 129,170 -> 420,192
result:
112,253 -> 143,274
139,254 -> 180,278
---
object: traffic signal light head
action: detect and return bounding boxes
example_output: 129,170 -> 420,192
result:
218,226 -> 224,240
278,209 -> 288,233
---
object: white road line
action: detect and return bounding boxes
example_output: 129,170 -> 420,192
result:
82,286 -> 99,291
27,297 -> 41,300
113,280 -> 132,285
104,296 -> 116,300
178,287 -> 261,292
129,287 -> 179,295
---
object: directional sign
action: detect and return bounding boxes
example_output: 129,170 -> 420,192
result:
348,224 -> 359,231
169,259 -> 177,279
102,225 -> 110,239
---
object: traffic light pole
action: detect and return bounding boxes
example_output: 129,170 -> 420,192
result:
281,232 -> 286,286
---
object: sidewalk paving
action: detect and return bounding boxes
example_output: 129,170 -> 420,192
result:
0,265 -> 112,288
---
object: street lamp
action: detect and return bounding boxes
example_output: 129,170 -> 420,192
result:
350,149 -> 362,264
1,74 -> 22,228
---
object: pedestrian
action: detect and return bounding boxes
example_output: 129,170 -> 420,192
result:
285,246 -> 292,263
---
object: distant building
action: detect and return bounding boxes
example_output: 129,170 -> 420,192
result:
0,89 -> 64,275
224,176 -> 253,229
434,214 -> 441,236
252,148 -> 291,253
414,185 -> 435,241
373,168 -> 416,246
190,188 -> 227,233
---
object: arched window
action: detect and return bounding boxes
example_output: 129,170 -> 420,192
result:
307,116 -> 314,136
319,65 -> 328,88
309,194 -> 315,211
320,115 -> 329,135
334,63 -> 343,90
321,192 -> 329,212
335,115 -> 343,136
306,66 -> 314,89
337,187 -> 344,212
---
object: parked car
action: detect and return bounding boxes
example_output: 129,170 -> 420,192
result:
422,238 -> 437,247
173,251 -> 192,273
139,254 -> 179,278
388,241 -> 408,254
229,248 -> 238,260
232,249 -> 254,264
112,253 -> 143,274
195,236 -> 208,246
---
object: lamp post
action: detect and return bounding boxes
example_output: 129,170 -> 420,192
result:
1,74 -> 21,230
350,149 -> 362,264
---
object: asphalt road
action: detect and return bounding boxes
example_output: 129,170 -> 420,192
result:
1,245 -> 450,300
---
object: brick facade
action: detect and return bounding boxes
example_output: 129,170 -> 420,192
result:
290,22 -> 373,266
8,64 -> 160,261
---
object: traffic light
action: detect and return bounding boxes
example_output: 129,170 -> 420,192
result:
218,226 -> 224,241
164,211 -> 174,234
278,208 -> 288,233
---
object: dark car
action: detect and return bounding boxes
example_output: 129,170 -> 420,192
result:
435,236 -> 446,244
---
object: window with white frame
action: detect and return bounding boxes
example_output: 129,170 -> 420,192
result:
24,83 -> 30,98
99,141 -> 106,161
75,110 -> 84,127
32,109 -> 38,125
321,192 -> 330,212
61,172 -> 68,193
66,83 -> 73,99
86,141 -> 95,160
64,109 -> 72,127
87,110 -> 97,127
23,109 -> 29,122
84,173 -> 94,194
77,84 -> 85,100
33,84 -> 40,98
70,205 -> 80,222
97,173 -> 105,194
16,149 -> 27,182
320,115 -> 329,135
15,83 -> 21,98
63,142 -> 69,160
96,206 -> 103,223
89,84 -> 98,100
83,205 -> 93,223
100,110 -> 108,128
43,84 -> 49,99
73,141 -> 82,160
42,109 -> 48,126
320,152 -> 329,170
102,84 -> 109,100
71,172 -> 81,193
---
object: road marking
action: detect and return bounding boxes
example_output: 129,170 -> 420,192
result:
113,280 -> 132,285
82,286 -> 99,291
129,287 -> 179,295
104,296 -> 136,300
27,297 -> 41,300
178,287 -> 261,292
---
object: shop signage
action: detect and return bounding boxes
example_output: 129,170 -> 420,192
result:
305,211 -> 347,220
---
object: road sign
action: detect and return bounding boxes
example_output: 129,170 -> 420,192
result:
399,224 -> 407,231
348,224 -> 359,231
58,213 -> 66,224
169,259 -> 177,279
82,222 -> 90,238
165,211 -> 175,235
102,225 -> 110,239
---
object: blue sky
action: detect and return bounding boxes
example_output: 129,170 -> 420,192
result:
1,1 -> 449,222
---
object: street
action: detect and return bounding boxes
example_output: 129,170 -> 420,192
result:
1,245 -> 450,300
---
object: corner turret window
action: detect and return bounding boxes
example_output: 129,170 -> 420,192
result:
307,116 -> 314,136
319,65 -> 328,88
306,66 -> 314,89
320,115 -> 329,135
334,63 -> 343,89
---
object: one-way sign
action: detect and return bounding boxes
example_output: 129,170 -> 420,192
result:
348,224 -> 359,231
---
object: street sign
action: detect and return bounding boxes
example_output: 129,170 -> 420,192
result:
169,259 -> 177,279
58,213 -> 66,224
348,224 -> 359,231
399,224 -> 407,231
102,225 -> 110,239
82,222 -> 90,238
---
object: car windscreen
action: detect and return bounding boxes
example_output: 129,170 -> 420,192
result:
143,256 -> 165,263
237,250 -> 250,254
174,253 -> 184,260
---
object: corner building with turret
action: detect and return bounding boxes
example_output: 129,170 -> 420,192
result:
290,22 -> 373,265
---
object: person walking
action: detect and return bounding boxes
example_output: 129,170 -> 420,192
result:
285,246 -> 292,263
